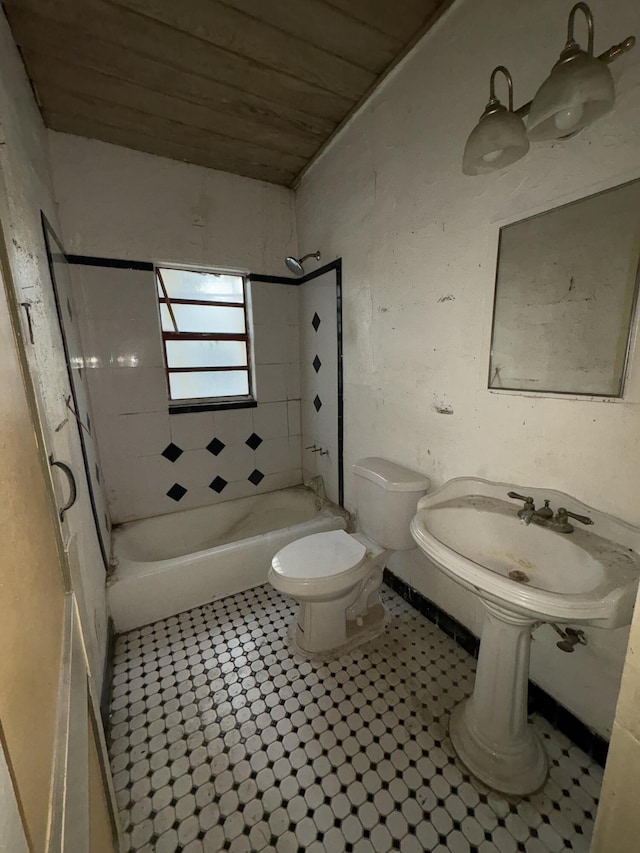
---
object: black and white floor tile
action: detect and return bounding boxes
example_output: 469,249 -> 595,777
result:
108,586 -> 602,853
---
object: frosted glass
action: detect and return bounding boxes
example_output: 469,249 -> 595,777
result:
160,303 -> 245,334
158,268 -> 244,303
166,339 -> 247,368
169,370 -> 249,400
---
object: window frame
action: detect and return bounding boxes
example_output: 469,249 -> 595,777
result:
155,265 -> 255,413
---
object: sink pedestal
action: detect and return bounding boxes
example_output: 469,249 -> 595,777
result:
449,601 -> 547,796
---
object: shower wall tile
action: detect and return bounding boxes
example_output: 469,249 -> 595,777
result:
169,412 -> 216,450
85,367 -> 167,418
287,400 -> 301,436
210,407 -> 254,447
254,468 -> 302,495
255,363 -> 287,403
253,323 -> 289,365
74,267 -> 303,523
286,362 -> 301,400
253,402 -> 289,440
210,444 -> 257,483
256,436 -> 301,475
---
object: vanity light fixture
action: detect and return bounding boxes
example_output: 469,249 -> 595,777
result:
462,66 -> 529,176
528,2 -> 615,140
463,3 -> 635,175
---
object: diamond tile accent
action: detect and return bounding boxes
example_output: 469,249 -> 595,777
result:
311,312 -> 321,331
245,432 -> 263,450
209,476 -> 228,494
313,394 -> 322,412
206,437 -> 225,456
161,442 -> 183,463
248,468 -> 264,486
109,587 -> 601,853
166,483 -> 187,501
313,355 -> 322,373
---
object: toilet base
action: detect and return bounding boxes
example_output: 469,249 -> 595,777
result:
293,581 -> 386,655
291,601 -> 386,660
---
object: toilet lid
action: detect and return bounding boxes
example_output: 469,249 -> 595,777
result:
272,530 -> 367,580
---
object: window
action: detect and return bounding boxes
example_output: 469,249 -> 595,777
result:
156,266 -> 253,409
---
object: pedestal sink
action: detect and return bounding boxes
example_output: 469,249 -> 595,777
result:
410,478 -> 640,795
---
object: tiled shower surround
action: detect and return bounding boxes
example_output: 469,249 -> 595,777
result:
72,267 -> 304,523
109,586 -> 602,853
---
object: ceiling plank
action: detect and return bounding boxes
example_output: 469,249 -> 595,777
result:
110,0 -> 375,100
322,0 -> 446,43
8,7 -> 335,141
38,87 -> 307,175
44,110 -> 297,186
5,0 -> 353,120
25,52 -> 322,159
218,0 -> 401,74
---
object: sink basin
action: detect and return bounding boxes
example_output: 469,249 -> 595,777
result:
410,477 -> 640,795
411,484 -> 640,629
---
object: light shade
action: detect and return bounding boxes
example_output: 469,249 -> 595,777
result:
463,105 -> 530,176
527,51 -> 614,140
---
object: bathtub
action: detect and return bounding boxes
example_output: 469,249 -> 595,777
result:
107,486 -> 348,631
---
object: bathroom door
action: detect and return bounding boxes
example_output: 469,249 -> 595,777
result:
299,263 -> 343,504
0,223 -> 120,851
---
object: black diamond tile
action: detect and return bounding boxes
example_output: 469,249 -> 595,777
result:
312,355 -> 321,373
311,312 -> 321,331
245,432 -> 263,450
166,483 -> 187,501
248,469 -> 264,486
206,437 -> 225,456
162,442 -> 183,462
209,476 -> 228,494
314,395 -> 322,412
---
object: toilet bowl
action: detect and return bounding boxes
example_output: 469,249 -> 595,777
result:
269,458 -> 429,655
269,529 -> 389,654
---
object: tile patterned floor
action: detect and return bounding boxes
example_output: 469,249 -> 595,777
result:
108,585 -> 602,853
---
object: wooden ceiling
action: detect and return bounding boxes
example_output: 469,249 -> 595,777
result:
5,0 -> 452,187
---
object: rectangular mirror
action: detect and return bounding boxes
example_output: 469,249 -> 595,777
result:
489,178 -> 640,396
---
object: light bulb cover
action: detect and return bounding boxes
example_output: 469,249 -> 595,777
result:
527,50 -> 614,140
463,105 -> 530,175
463,66 -> 529,176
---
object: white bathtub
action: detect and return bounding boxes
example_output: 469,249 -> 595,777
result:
107,487 -> 348,631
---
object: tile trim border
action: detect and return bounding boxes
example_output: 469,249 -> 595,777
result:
383,568 -> 609,767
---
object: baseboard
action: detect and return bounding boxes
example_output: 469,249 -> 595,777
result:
383,569 -> 609,767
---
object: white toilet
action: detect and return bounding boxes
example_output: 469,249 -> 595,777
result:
268,458 -> 429,655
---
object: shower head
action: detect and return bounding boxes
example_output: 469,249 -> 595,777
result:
285,251 -> 321,277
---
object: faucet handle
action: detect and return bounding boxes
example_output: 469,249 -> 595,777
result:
508,491 -> 535,508
557,507 -> 594,526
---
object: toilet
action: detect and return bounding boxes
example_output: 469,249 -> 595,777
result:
268,458 -> 429,655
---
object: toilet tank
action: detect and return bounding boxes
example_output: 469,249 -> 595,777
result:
353,458 -> 429,550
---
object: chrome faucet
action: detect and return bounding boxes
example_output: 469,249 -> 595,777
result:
507,491 -> 594,534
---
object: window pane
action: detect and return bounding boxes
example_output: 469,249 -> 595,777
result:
160,303 -> 246,333
169,370 -> 249,400
158,268 -> 244,303
166,340 -> 247,368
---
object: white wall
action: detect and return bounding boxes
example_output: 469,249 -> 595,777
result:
0,8 -> 108,684
295,0 -> 640,737
48,132 -> 296,275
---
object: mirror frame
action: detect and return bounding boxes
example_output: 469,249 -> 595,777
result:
487,177 -> 640,399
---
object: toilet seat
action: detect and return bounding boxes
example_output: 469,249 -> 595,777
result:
270,530 -> 370,595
